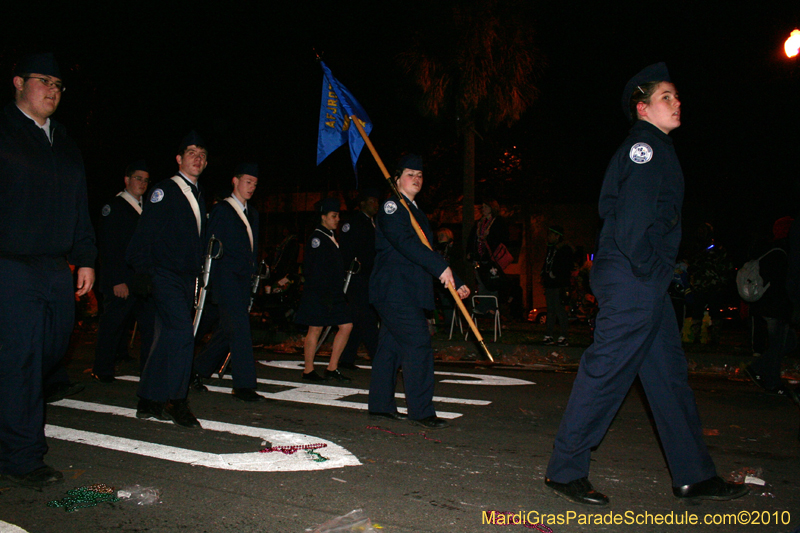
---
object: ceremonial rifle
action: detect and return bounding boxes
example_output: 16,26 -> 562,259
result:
249,260 -> 270,312
193,235 -> 223,337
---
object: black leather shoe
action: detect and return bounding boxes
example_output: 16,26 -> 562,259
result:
164,399 -> 202,429
91,373 -> 116,384
369,411 -> 408,420
189,373 -> 208,392
545,477 -> 609,506
673,476 -> 750,501
136,398 -> 168,420
232,388 -> 265,402
44,382 -> 85,403
324,368 -> 352,383
337,362 -> 359,370
2,465 -> 63,490
410,416 -> 449,429
302,370 -> 326,382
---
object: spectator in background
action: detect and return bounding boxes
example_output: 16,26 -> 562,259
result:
686,223 -> 733,344
467,200 -> 508,315
668,258 -> 689,330
744,216 -> 799,402
541,225 -> 572,346
435,227 -> 457,328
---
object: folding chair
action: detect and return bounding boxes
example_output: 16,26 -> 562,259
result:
448,309 -> 463,340
467,295 -> 502,342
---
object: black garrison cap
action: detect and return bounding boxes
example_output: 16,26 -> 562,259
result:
358,188 -> 380,202
396,154 -> 423,173
235,163 -> 258,178
126,159 -> 149,175
15,52 -> 61,78
621,62 -> 671,122
177,130 -> 207,154
319,197 -> 341,213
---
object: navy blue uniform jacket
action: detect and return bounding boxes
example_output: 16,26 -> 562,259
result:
340,211 -> 376,284
208,200 -> 259,284
126,177 -> 206,277
597,120 -> 683,280
98,195 -> 139,293
0,102 -> 96,267
295,225 -> 349,325
370,195 -> 460,310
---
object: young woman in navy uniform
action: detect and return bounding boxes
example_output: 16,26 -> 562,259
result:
368,155 -> 469,429
544,63 -> 749,506
295,197 -> 353,382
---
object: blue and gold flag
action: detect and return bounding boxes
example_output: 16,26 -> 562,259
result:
317,61 -> 373,182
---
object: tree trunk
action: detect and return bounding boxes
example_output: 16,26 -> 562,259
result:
460,124 -> 476,288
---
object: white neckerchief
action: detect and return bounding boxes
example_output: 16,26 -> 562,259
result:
170,175 -> 201,236
117,190 -> 142,215
314,227 -> 339,248
224,196 -> 254,251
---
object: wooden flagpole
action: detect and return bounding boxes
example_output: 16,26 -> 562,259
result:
349,115 -> 494,362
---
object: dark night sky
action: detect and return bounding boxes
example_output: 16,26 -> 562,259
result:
3,2 -> 800,256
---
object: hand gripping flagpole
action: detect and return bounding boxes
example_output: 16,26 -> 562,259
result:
348,117 -> 494,363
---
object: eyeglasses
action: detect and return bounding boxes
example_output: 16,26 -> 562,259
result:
23,76 -> 65,93
131,175 -> 151,184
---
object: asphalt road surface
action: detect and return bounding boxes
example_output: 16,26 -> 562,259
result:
1,341 -> 798,533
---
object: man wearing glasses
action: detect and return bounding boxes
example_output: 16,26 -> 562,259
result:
126,131 -> 208,429
92,161 -> 156,383
0,53 -> 96,489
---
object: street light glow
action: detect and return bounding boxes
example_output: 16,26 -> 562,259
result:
786,29 -> 800,58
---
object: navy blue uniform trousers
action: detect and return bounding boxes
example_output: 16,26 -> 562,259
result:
138,269 -> 195,401
94,292 -> 155,376
339,278 -> 379,365
368,302 -> 435,420
546,253 -> 716,487
0,259 -> 73,475
194,276 -> 255,389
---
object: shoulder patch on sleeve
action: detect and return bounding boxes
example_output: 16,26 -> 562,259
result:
629,143 -> 653,164
384,201 -> 397,215
101,204 -> 111,217
311,237 -> 321,249
342,223 -> 351,233
150,189 -> 165,203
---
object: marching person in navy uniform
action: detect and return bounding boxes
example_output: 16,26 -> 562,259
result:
92,160 -> 156,382
193,163 -> 264,402
126,131 -> 208,429
368,155 -> 469,429
0,53 -> 96,489
544,63 -> 748,505
338,189 -> 380,369
295,197 -> 353,382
